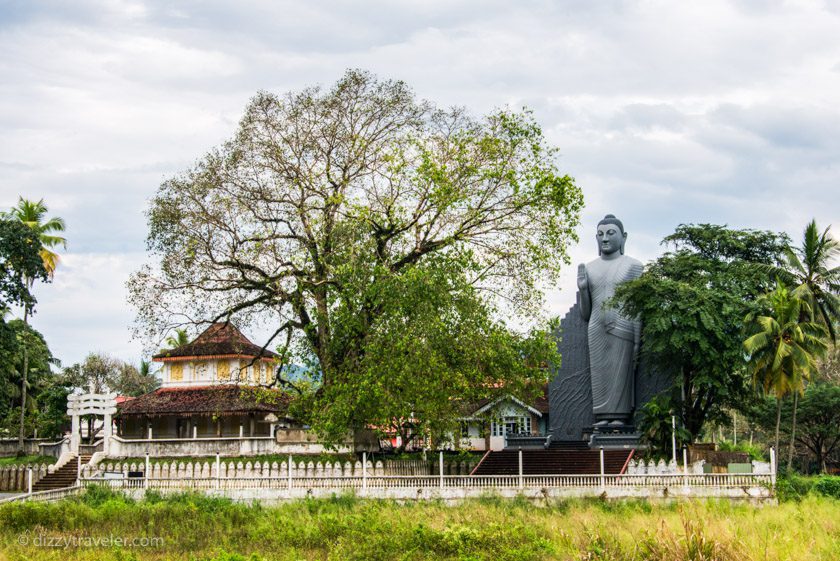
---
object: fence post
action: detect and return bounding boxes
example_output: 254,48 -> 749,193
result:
27,467 -> 32,495
439,452 -> 444,490
518,448 -> 523,489
215,453 -> 220,490
599,447 -> 605,491
770,447 -> 776,488
145,453 -> 150,489
287,454 -> 292,492
362,452 -> 367,493
683,447 -> 689,492
671,415 -> 677,465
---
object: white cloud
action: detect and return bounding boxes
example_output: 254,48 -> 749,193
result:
1,0 -> 839,363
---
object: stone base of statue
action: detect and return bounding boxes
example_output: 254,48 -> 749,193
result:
587,423 -> 644,450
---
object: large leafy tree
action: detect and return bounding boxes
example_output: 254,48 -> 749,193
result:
129,70 -> 582,442
2,198 -> 65,450
744,282 -> 828,464
0,320 -> 59,439
613,224 -> 789,442
0,219 -> 46,314
62,353 -> 158,397
61,353 -> 159,442
750,383 -> 840,474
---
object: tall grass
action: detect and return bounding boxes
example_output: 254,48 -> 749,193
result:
0,488 -> 838,560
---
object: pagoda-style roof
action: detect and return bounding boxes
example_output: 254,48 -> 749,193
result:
117,386 -> 289,418
153,323 -> 279,362
460,384 -> 549,418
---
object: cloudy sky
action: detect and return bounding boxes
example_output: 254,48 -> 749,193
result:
1,0 -> 838,366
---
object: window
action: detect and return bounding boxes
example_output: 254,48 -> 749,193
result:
460,422 -> 470,438
491,416 -> 530,437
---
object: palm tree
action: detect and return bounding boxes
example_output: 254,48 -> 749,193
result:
744,282 -> 828,466
164,328 -> 190,349
2,197 -> 66,451
778,220 -> 840,343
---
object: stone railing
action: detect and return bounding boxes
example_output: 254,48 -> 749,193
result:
0,464 -> 48,491
0,484 -> 82,504
38,437 -> 71,460
625,458 -> 772,475
78,472 -> 775,502
108,436 -> 350,458
86,458 -> 477,479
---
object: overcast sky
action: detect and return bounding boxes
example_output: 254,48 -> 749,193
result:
1,0 -> 838,366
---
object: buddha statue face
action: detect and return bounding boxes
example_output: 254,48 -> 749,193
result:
596,215 -> 627,256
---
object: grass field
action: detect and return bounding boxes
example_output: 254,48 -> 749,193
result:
1,488 -> 838,561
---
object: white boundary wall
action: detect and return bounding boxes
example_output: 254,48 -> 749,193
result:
80,472 -> 775,503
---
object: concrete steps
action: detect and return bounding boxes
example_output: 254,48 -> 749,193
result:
31,455 -> 91,491
472,448 -> 632,476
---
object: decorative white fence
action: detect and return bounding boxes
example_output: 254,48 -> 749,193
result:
0,464 -> 48,491
83,472 -> 773,492
0,485 -> 82,505
86,458 -> 476,480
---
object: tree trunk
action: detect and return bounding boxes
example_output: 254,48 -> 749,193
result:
17,304 -> 30,453
774,396 -> 782,459
787,391 -> 799,472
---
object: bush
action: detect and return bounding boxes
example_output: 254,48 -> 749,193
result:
777,475 -> 840,501
813,476 -> 840,499
717,440 -> 766,462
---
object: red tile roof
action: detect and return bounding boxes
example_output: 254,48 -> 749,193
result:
117,386 -> 289,417
153,323 -> 279,361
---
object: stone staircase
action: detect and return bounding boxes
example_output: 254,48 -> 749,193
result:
471,444 -> 632,475
31,455 -> 91,491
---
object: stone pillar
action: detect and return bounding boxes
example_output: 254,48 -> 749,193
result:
102,413 -> 112,455
70,414 -> 80,455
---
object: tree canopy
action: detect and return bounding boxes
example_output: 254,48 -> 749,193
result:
62,353 -> 160,397
0,219 -> 46,314
129,70 -> 582,442
614,224 -> 789,441
750,383 -> 840,473
0,320 -> 60,438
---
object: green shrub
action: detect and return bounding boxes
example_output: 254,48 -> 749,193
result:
813,476 -> 840,499
776,474 -> 816,501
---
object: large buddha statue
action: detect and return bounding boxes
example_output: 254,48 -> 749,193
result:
576,214 -> 643,427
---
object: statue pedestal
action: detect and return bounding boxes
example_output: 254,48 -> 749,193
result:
588,424 -> 645,450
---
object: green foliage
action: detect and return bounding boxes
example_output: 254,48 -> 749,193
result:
743,281 -> 828,398
635,394 -> 691,453
813,476 -> 840,499
776,474 -> 840,502
772,220 -> 840,343
130,70 -> 582,445
0,320 -> 62,438
62,352 -> 160,396
749,383 -> 840,472
1,197 -> 66,278
0,219 -> 46,312
717,440 -> 766,462
614,224 -> 789,443
0,455 -> 55,466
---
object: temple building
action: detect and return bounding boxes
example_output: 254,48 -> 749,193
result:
113,323 -> 311,456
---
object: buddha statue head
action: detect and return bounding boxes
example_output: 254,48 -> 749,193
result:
596,214 -> 627,256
